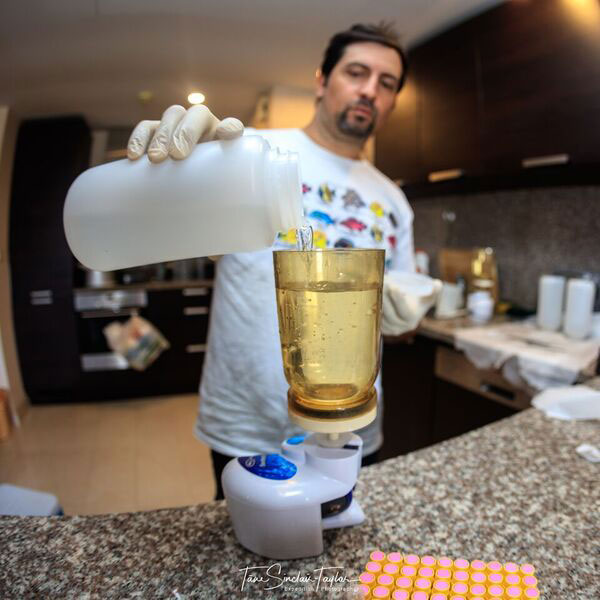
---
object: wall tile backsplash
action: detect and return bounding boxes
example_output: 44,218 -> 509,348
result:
410,185 -> 600,310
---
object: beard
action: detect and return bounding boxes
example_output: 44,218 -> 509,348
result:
335,100 -> 378,139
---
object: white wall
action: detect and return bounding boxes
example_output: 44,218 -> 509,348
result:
250,85 -> 314,130
250,85 -> 375,162
266,85 -> 315,129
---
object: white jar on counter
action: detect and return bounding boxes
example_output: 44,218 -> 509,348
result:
537,274 -> 566,331
563,278 -> 596,339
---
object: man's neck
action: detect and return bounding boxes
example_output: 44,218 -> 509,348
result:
302,118 -> 364,160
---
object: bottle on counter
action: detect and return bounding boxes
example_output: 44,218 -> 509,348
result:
537,274 -> 566,331
64,136 -> 303,271
469,247 -> 499,306
563,278 -> 596,339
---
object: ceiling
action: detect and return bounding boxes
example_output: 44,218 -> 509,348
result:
0,0 -> 503,128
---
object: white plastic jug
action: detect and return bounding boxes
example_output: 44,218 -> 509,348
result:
63,135 -> 303,271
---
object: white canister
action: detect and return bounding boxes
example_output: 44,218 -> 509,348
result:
537,274 -> 566,331
467,291 -> 494,324
563,278 -> 596,339
435,281 -> 464,318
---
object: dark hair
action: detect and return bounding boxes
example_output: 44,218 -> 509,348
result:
320,23 -> 408,92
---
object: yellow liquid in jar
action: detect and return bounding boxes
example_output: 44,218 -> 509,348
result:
276,280 -> 381,411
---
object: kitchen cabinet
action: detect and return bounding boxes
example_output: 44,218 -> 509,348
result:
431,378 -> 516,444
76,285 -> 211,401
144,287 -> 211,391
9,117 -> 90,403
476,0 -> 600,174
376,0 -> 600,194
411,21 -> 482,182
380,336 -> 436,459
380,336 -> 520,461
376,77 -> 421,185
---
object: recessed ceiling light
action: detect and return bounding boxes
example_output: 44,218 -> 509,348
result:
188,92 -> 206,105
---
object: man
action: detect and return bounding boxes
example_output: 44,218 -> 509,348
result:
128,23 -> 425,500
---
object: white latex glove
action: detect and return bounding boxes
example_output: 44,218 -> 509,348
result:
382,271 -> 442,336
127,104 -> 244,163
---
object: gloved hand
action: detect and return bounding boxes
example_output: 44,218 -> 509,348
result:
127,104 -> 244,163
381,271 -> 442,336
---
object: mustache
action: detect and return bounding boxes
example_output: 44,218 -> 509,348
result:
349,98 -> 376,113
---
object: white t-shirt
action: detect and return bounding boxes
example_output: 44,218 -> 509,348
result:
195,129 -> 414,457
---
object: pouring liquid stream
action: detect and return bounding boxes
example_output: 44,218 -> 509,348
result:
295,224 -> 314,251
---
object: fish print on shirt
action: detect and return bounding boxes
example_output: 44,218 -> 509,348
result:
370,202 -> 384,217
308,210 -> 335,226
371,225 -> 383,242
340,217 -> 367,232
318,184 -> 335,204
275,180 -> 402,265
342,189 -> 366,210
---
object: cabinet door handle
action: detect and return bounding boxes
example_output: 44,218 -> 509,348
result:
81,308 -> 138,319
31,297 -> 53,306
30,289 -> 53,305
183,306 -> 209,316
427,168 -> 464,183
182,287 -> 209,296
186,344 -> 207,353
480,382 -> 516,403
522,153 -> 569,168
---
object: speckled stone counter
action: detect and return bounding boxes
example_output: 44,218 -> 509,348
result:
1,409 -> 598,599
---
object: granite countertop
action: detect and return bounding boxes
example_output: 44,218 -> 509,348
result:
1,409 -> 598,599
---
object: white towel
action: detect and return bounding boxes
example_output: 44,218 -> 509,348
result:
532,385 -> 600,420
454,321 -> 600,390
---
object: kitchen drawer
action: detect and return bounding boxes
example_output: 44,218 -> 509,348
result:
154,314 -> 209,348
434,345 -> 532,410
147,287 -> 212,315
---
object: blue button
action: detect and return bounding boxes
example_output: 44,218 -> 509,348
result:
238,454 -> 297,480
286,435 -> 306,445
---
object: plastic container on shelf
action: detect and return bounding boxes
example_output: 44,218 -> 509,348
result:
64,135 -> 303,271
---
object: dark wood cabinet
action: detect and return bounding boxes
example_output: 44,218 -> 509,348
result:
380,336 -> 437,459
9,118 -> 212,403
76,286 -> 212,401
376,77 -> 421,185
376,0 -> 600,193
9,117 -> 91,403
431,379 -> 516,445
412,21 -> 482,180
144,287 -> 211,392
476,0 -> 600,173
376,20 -> 483,188
380,336 -> 519,461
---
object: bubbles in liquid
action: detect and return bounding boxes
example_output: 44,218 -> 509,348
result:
296,224 -> 313,251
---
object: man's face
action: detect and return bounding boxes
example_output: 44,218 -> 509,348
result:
317,41 -> 402,139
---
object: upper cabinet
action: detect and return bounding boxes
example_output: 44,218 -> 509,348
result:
413,20 -> 482,181
476,0 -> 600,173
376,0 -> 600,194
376,76 -> 420,185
